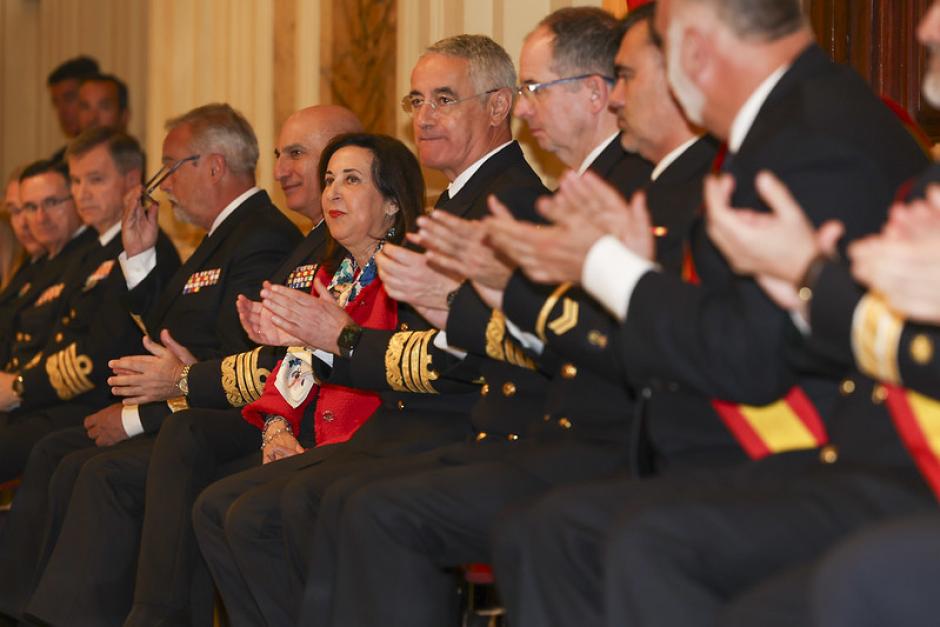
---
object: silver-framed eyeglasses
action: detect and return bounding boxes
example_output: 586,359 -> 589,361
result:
22,194 -> 73,214
401,88 -> 501,115
516,73 -> 615,98
140,154 -> 200,204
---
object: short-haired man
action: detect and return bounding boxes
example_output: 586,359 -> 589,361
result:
0,169 -> 46,367
5,161 -> 99,374
0,103 -> 302,625
0,129 -> 179,483
192,34 -> 549,627
77,73 -> 130,132
47,56 -> 100,162
479,0 -> 932,625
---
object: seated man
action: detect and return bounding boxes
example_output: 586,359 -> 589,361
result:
0,128 -> 178,482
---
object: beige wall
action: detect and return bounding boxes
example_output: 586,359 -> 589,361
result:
1,0 -> 619,252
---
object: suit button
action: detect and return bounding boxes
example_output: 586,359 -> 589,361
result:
70,309 -> 77,318
560,363 -> 577,379
558,417 -> 572,429
322,410 -> 334,422
476,432 -> 488,441
10,358 -> 19,368
480,384 -> 490,396
54,333 -> 63,343
543,413 -> 551,422
15,333 -> 23,342
507,433 -> 519,441
62,316 -> 69,325
24,334 -> 31,342
641,387 -> 652,399
839,379 -> 855,396
399,322 -> 409,331
502,382 -> 516,397
871,384 -> 888,404
819,444 -> 839,464
397,400 -> 405,410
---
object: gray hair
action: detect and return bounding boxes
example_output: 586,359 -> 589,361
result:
166,103 -> 259,176
425,35 -> 516,93
535,7 -> 623,77
66,127 -> 144,177
677,0 -> 806,42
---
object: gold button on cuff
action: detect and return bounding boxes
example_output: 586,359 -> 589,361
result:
480,384 -> 490,397
476,432 -> 488,441
558,417 -> 572,429
502,382 -> 517,397
507,433 -> 519,441
871,384 -> 888,404
54,333 -> 63,342
396,400 -> 405,410
839,379 -> 855,396
399,322 -> 409,331
819,444 -> 839,464
560,363 -> 577,379
910,334 -> 934,365
798,286 -> 813,302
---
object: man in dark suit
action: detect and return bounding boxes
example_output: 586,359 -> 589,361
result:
0,103 -> 302,626
0,170 -> 47,367
0,128 -> 179,482
480,0 -> 931,625
191,34 -> 549,627
23,104 -> 364,627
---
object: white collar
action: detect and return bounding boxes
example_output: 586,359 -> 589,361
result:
651,136 -> 701,181
577,132 -> 621,175
208,187 -> 261,236
447,141 -> 514,198
98,221 -> 122,246
727,64 -> 789,153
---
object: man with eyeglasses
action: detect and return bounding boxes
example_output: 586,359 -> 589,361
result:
0,168 -> 48,369
3,160 -> 98,378
0,103 -> 302,626
0,129 -> 179,485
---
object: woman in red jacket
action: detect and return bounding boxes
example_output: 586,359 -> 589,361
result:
240,133 -> 424,462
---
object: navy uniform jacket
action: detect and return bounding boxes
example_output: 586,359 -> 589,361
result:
500,135 -> 723,481
612,45 -> 928,469
0,257 -> 46,368
184,222 -> 330,413
15,229 -> 180,413
132,189 -> 303,433
5,227 -> 99,372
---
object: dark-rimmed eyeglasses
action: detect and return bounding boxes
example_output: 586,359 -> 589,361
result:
401,89 -> 501,115
515,74 -> 615,98
140,154 -> 200,204
22,195 -> 73,214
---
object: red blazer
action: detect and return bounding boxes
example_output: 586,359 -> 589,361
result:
242,265 -> 397,446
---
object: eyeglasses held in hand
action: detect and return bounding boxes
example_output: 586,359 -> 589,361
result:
140,154 -> 200,205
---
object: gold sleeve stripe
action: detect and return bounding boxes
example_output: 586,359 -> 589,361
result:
535,283 -> 573,342
852,294 -> 903,384
220,348 -> 271,408
45,343 -> 94,400
385,332 -> 409,392
502,337 -> 537,371
221,353 -> 242,406
485,310 -> 507,361
384,330 -> 439,394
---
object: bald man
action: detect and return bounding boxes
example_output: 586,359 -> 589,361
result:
22,105 -> 363,627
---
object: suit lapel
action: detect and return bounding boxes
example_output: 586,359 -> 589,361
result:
438,142 -> 525,218
269,222 -> 329,285
148,190 -> 268,325
586,135 -> 626,180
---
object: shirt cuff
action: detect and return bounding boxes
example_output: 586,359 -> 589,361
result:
505,318 -> 544,356
312,349 -> 334,368
582,235 -> 655,322
119,247 -> 157,290
432,331 -> 468,359
121,404 -> 143,438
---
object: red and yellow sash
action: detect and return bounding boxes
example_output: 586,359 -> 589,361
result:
885,385 -> 940,500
